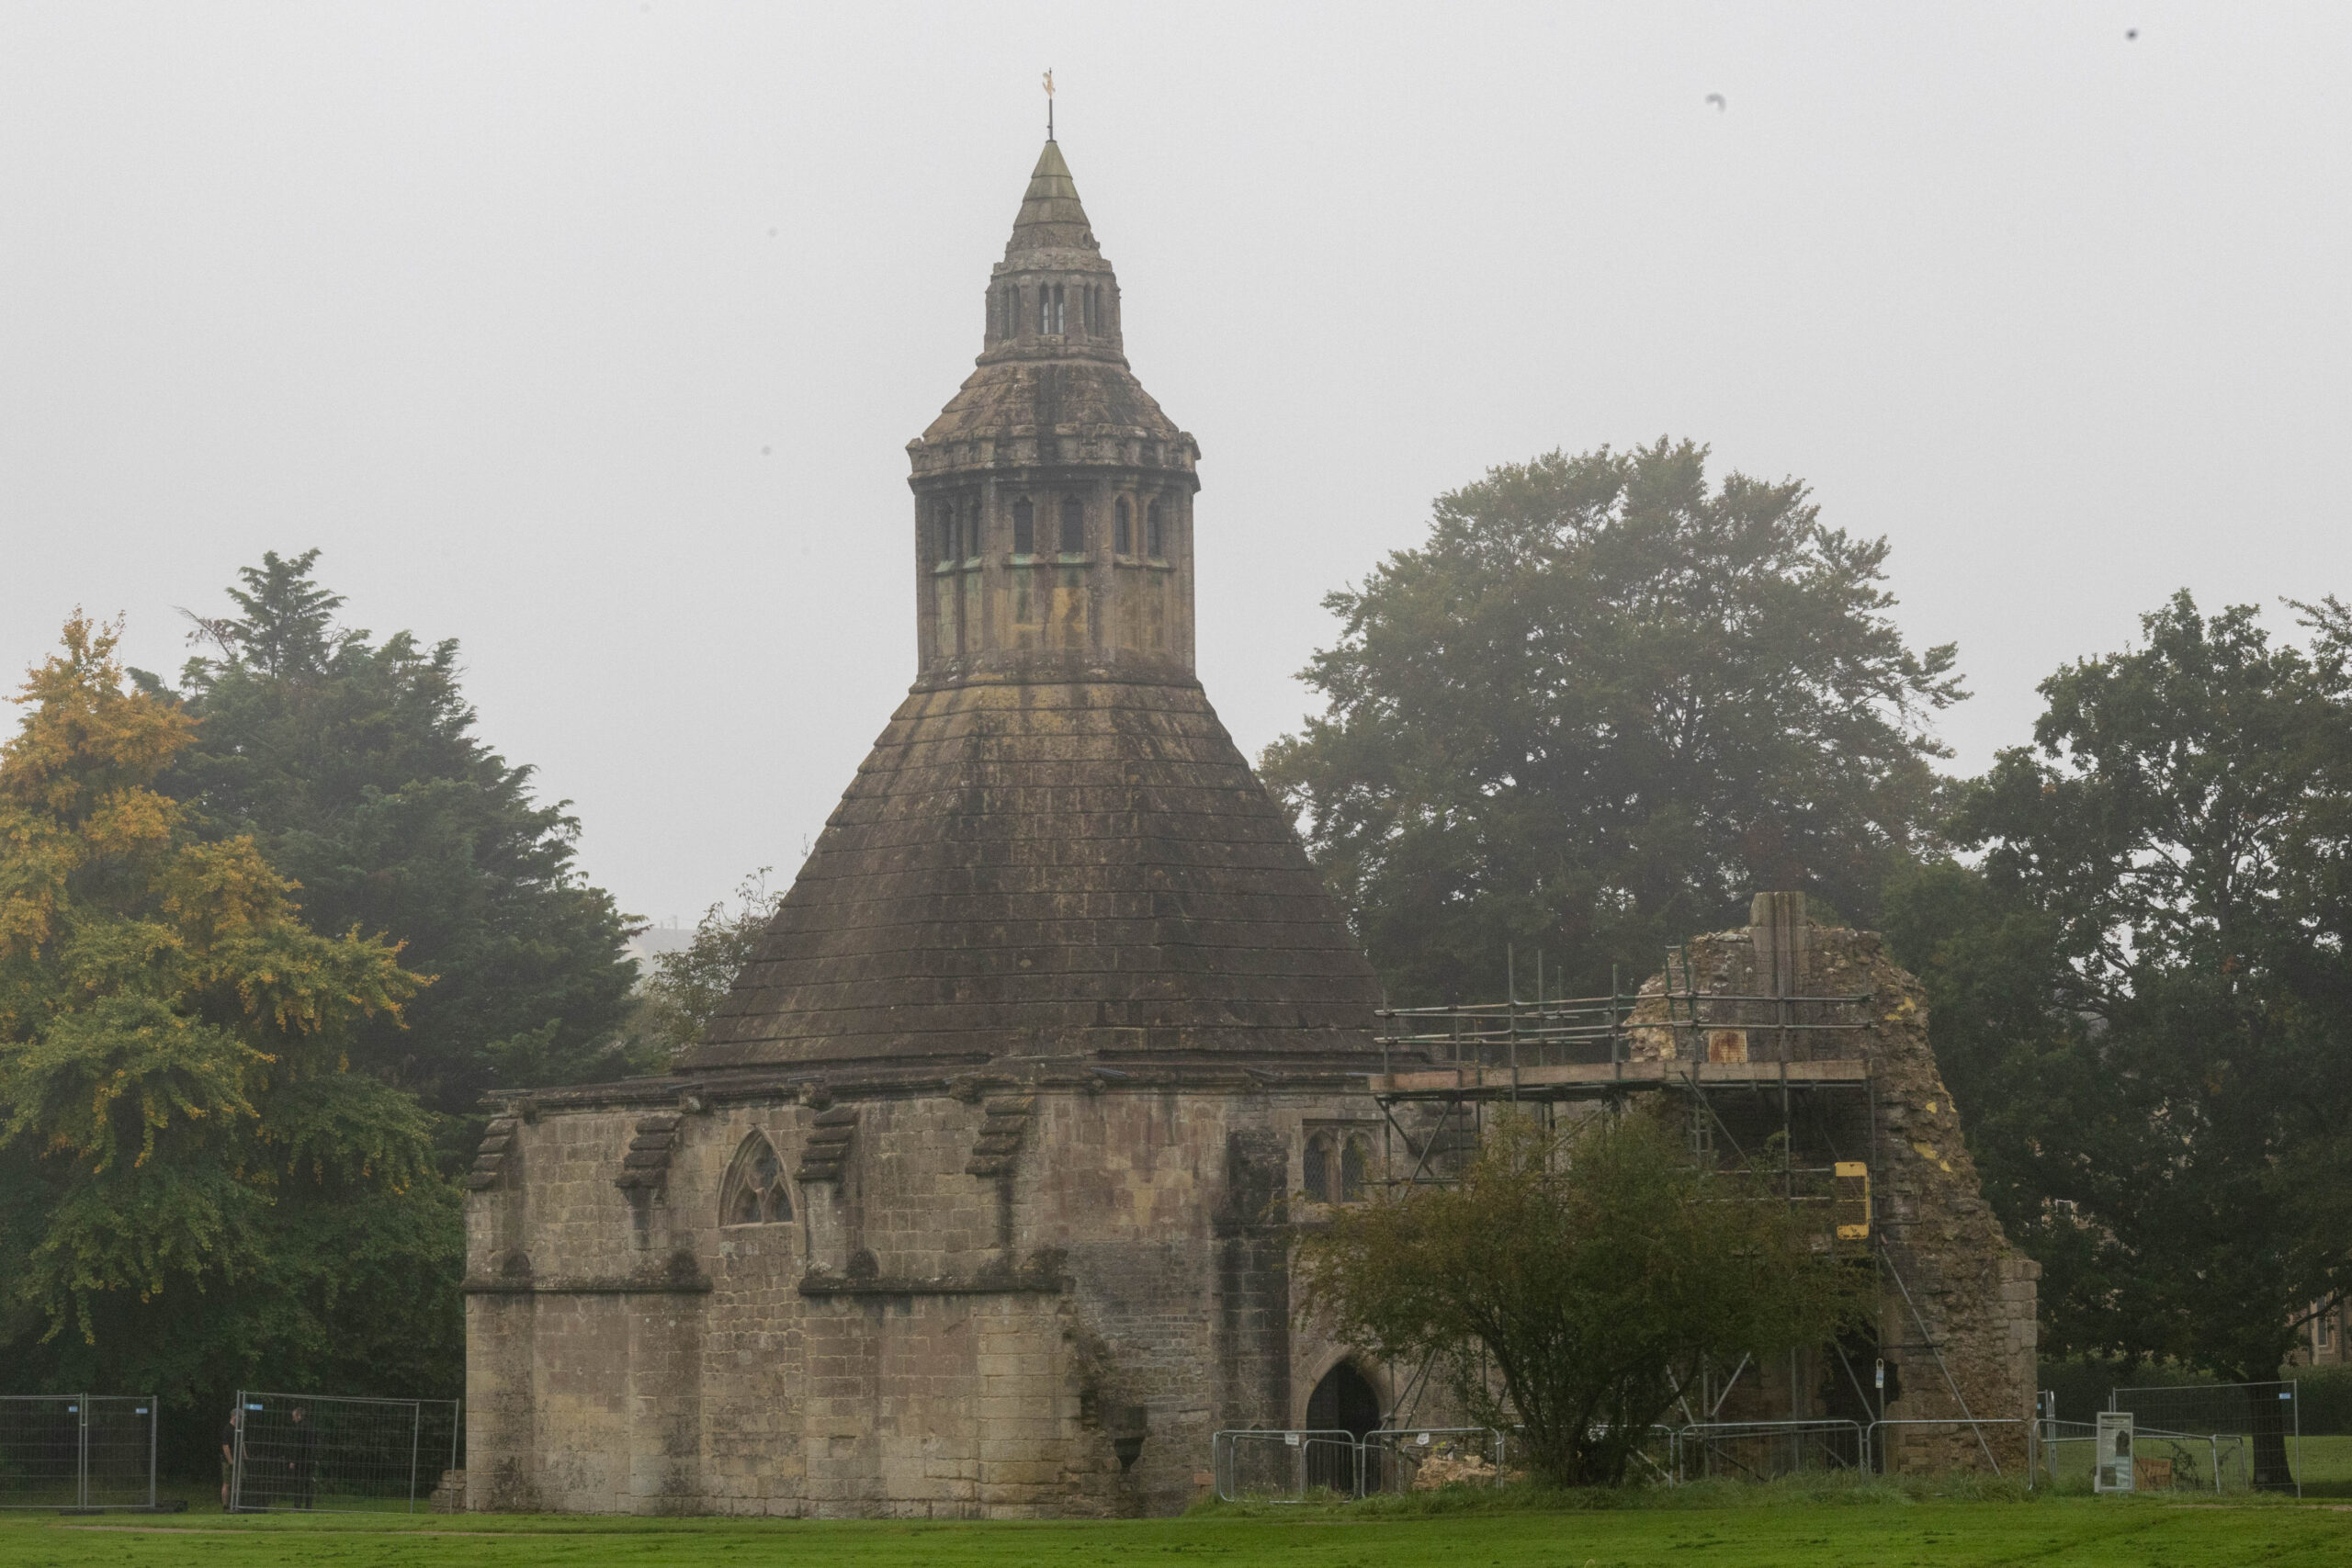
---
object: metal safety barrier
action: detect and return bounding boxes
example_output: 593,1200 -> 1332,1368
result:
1212,1428 -> 1364,1502
1214,1414 -> 2046,1502
1671,1419 -> 1866,1483
0,1395 -> 156,1512
2040,1417 -> 2248,1493
228,1391 -> 459,1514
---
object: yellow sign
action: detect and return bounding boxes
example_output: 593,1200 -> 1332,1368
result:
1834,1160 -> 1871,1240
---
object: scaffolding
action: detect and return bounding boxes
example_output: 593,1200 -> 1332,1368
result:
1370,946 -> 1878,1213
1365,946 -> 2007,1476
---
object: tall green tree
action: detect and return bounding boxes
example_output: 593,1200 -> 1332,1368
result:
1262,440 -> 1962,1004
1885,594 -> 2352,1421
148,551 -> 640,1121
0,613 -> 459,1415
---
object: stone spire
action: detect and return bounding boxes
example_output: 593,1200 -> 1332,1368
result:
1002,139 -> 1098,260
902,140 -> 1198,684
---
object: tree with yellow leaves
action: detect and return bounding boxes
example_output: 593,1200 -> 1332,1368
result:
0,613 -> 458,1408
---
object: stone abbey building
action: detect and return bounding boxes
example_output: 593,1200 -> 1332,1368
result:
465,139 -> 1398,1517
464,141 -> 2036,1516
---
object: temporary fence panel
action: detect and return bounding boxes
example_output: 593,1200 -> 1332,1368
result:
0,1398 -> 80,1510
81,1398 -> 155,1510
2041,1417 -> 2244,1493
2039,1418 -> 2095,1487
1211,1430 -> 1363,1503
230,1392 -> 460,1513
1671,1420 -> 1866,1483
2110,1381 -> 2299,1496
0,1396 -> 156,1511
1360,1427 -> 1509,1495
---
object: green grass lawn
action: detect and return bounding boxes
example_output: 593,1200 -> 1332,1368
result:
5,1484 -> 2350,1568
2297,1433 -> 2352,1493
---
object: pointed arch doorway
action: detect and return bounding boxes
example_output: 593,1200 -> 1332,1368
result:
1304,1361 -> 1381,1496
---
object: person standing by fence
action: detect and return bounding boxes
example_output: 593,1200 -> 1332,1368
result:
218,1408 -> 243,1509
288,1405 -> 321,1508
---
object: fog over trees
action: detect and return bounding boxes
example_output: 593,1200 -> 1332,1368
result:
5,441 -> 2346,1456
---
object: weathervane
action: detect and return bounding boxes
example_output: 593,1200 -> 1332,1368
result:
1043,68 -> 1055,140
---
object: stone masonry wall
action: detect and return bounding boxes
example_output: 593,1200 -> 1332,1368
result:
1624,896 -> 2039,1473
465,1076 -> 1396,1517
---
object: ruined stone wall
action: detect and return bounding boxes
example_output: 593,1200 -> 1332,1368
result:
1624,897 -> 2039,1473
464,1075 -> 1396,1517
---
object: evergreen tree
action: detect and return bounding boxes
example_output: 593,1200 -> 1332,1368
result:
0,613 -> 458,1415
149,551 -> 640,1122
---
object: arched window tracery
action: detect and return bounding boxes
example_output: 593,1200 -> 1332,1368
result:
720,1133 -> 793,1226
1146,498 -> 1164,558
1304,1131 -> 1336,1204
1059,496 -> 1085,555
1114,497 -> 1133,555
1012,498 -> 1035,556
1305,1128 -> 1374,1205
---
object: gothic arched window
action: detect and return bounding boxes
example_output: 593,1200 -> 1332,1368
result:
1146,498 -> 1164,558
1304,1131 -> 1336,1204
1114,497 -> 1133,555
1305,1129 -> 1374,1205
935,501 -> 956,563
1012,498 -> 1035,556
1059,496 -> 1085,555
1339,1134 -> 1371,1202
963,497 -> 982,558
720,1133 -> 792,1226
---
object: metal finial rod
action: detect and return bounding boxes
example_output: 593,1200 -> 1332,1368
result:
1043,68 -> 1056,141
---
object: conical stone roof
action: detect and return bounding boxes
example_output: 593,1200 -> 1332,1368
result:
1004,141 -> 1098,257
690,681 -> 1384,1071
683,141 -> 1384,1075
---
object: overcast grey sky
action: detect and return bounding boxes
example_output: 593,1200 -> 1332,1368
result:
6,3 -> 2347,929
